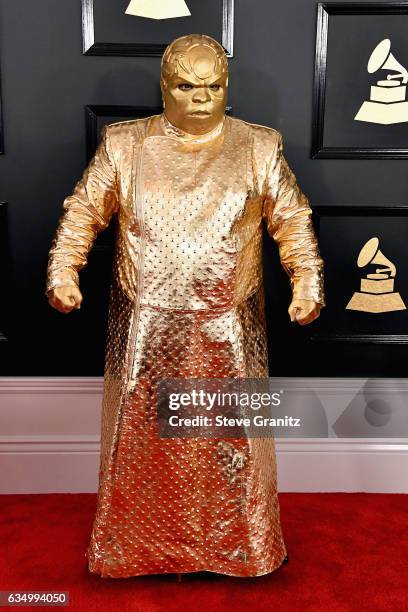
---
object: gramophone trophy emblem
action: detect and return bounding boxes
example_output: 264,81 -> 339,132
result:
354,38 -> 408,124
125,0 -> 191,19
346,237 -> 406,313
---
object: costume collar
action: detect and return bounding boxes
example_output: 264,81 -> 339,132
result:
160,113 -> 226,144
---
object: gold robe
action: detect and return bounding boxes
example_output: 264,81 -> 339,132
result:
45,113 -> 325,577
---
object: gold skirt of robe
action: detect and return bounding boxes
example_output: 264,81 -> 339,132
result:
84,116 -> 292,577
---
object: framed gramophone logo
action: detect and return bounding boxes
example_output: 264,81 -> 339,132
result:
81,0 -> 234,57
312,3 -> 408,158
310,206 -> 408,347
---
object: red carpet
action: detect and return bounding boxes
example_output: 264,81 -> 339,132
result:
1,493 -> 407,611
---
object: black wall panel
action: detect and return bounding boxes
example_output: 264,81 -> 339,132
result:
0,0 -> 407,376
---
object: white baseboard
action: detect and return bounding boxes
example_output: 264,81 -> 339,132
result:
0,377 -> 407,494
276,438 -> 408,493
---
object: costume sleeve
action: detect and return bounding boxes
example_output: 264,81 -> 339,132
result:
45,126 -> 119,297
262,132 -> 325,307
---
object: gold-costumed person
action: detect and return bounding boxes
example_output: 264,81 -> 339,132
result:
45,34 -> 325,578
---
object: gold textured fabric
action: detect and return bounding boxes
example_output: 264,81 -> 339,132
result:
45,114 -> 325,578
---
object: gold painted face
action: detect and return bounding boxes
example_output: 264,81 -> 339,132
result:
161,34 -> 229,135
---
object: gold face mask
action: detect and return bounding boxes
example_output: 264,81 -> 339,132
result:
160,34 -> 229,135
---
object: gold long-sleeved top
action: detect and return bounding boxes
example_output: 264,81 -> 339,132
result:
45,113 -> 325,578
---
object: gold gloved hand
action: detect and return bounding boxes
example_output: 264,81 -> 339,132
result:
288,298 -> 321,326
47,285 -> 83,314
